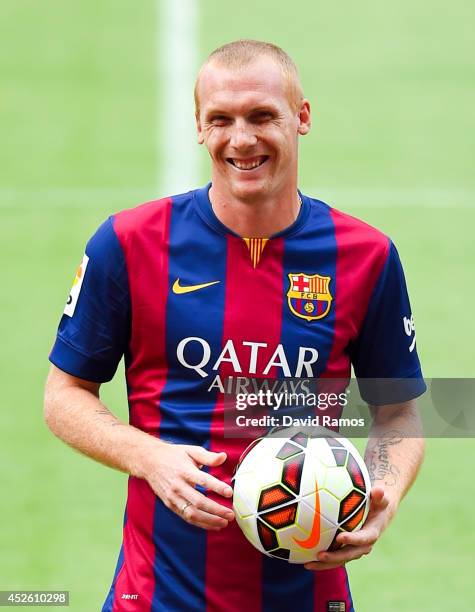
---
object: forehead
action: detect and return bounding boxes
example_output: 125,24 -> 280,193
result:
197,58 -> 292,113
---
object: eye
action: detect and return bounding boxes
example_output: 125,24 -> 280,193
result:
250,110 -> 274,123
209,115 -> 230,126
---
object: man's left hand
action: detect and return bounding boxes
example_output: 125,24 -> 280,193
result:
304,486 -> 394,571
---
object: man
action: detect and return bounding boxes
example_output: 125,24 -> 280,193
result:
44,40 -> 425,611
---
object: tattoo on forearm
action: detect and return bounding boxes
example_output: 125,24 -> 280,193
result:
94,407 -> 121,426
366,430 -> 403,487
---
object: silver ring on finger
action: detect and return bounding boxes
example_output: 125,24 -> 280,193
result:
180,501 -> 193,516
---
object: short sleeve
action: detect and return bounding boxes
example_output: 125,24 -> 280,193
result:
350,241 -> 426,405
49,216 -> 130,382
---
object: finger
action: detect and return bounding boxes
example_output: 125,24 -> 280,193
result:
304,560 -> 345,571
337,528 -> 378,547
173,496 -> 227,529
187,468 -> 234,498
304,546 -> 372,571
370,487 -> 388,507
316,545 -> 372,565
180,501 -> 230,529
176,502 -> 226,531
371,484 -> 385,497
183,485 -> 235,521
187,447 -> 228,468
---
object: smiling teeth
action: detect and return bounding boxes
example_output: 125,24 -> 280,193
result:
232,157 -> 265,170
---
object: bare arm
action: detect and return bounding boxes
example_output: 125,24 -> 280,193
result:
305,399 -> 425,571
44,364 -> 155,476
364,399 -> 425,518
44,364 -> 234,529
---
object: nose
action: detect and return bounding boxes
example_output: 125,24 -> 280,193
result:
229,118 -> 257,150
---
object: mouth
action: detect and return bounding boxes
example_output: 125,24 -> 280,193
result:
226,155 -> 269,171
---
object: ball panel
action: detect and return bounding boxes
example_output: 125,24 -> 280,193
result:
327,529 -> 345,551
297,463 -> 319,497
338,490 -> 366,523
311,526 -> 339,557
324,435 -> 344,448
232,471 -> 264,518
301,490 -> 339,529
289,548 -> 314,564
307,436 -> 340,467
298,446 -> 328,498
260,502 -> 298,529
334,434 -> 372,493
236,515 -> 266,554
331,448 -> 348,466
293,493 -> 317,534
233,491 -> 255,520
322,466 -> 354,500
234,436 -> 290,477
341,502 -> 367,531
281,454 -> 305,494
257,518 -> 279,551
347,452 -> 367,492
268,548 -> 290,561
289,431 -> 309,448
276,441 -> 303,460
259,484 -> 294,511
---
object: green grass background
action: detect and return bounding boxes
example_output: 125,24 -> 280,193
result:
1,0 -> 474,610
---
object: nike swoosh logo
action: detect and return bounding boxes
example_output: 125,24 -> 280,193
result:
293,482 -> 321,549
172,278 -> 220,294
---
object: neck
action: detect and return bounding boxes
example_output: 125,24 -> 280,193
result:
208,183 -> 301,238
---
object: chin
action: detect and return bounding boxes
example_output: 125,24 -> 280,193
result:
229,178 -> 270,202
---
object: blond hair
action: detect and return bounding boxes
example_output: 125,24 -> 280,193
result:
194,39 -> 303,113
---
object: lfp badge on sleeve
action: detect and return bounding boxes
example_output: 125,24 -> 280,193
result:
287,273 -> 332,322
64,254 -> 89,317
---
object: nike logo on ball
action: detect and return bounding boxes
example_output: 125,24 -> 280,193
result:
172,278 -> 220,294
293,484 -> 321,549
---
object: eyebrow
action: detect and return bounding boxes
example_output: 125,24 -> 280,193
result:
248,106 -> 278,115
204,104 -> 279,118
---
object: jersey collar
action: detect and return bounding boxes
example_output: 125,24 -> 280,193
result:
193,183 -> 310,239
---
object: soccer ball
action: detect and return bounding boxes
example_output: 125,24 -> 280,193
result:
232,427 -> 371,564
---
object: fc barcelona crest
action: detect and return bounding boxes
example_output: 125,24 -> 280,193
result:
287,273 -> 333,321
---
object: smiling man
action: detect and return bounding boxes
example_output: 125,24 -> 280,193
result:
44,40 -> 425,611
194,46 -> 309,237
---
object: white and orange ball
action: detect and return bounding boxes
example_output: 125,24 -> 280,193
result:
232,427 -> 371,564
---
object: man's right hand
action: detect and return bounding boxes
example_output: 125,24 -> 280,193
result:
141,441 -> 235,530
44,366 -> 235,531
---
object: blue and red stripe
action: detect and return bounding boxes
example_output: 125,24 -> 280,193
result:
110,198 -> 173,610
150,192 -> 229,610
205,234 -> 288,611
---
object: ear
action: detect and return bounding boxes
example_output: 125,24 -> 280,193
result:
297,99 -> 311,135
196,111 -> 204,145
